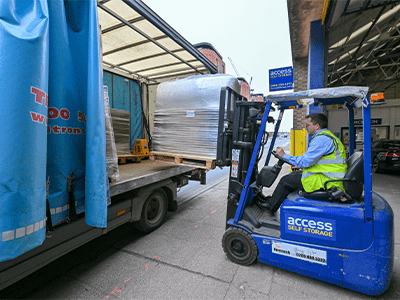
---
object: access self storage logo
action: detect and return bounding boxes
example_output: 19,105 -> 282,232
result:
285,214 -> 336,240
270,67 -> 292,78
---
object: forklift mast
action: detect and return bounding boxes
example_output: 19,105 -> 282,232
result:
216,87 -> 273,226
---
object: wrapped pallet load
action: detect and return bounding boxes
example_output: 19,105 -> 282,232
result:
152,74 -> 240,159
104,86 -> 119,182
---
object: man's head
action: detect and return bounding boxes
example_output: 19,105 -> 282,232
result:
305,113 -> 327,136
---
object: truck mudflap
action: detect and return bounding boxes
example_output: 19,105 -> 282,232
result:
0,0 -> 107,262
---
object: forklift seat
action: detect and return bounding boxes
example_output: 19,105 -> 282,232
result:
299,152 -> 364,202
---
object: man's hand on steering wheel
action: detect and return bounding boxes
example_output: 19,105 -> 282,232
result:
276,146 -> 286,158
271,149 -> 287,166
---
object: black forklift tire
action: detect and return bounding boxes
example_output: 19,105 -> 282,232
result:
372,157 -> 382,173
222,227 -> 258,265
134,188 -> 168,233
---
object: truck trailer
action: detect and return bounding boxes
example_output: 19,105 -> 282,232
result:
0,0 -> 217,291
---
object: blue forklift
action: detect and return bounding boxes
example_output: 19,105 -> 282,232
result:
216,86 -> 394,296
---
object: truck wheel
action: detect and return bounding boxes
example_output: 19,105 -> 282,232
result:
134,189 -> 167,233
222,227 -> 258,265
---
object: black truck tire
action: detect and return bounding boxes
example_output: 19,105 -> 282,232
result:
134,188 -> 168,233
222,227 -> 258,265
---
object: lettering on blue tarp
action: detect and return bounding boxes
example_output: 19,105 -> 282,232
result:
47,108 -> 86,135
30,86 -> 48,126
30,86 -> 87,135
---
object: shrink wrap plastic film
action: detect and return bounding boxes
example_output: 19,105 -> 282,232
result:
152,74 -> 240,158
104,86 -> 119,181
110,109 -> 131,155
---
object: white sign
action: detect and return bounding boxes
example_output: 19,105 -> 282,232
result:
232,149 -> 240,162
186,110 -> 195,117
272,242 -> 327,265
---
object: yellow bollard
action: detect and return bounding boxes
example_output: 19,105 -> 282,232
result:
290,129 -> 307,171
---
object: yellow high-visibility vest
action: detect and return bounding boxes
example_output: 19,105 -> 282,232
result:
301,130 -> 347,193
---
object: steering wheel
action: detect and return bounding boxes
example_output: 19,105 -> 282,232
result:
271,150 -> 287,164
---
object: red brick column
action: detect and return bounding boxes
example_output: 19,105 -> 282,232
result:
293,57 -> 308,130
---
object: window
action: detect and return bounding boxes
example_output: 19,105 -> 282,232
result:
372,127 -> 389,140
395,125 -> 400,140
341,126 -> 389,152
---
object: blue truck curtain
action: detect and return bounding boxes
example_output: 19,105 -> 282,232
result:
0,0 -> 107,262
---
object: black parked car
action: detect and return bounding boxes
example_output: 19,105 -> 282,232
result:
371,140 -> 400,173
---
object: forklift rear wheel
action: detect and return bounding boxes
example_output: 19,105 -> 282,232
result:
222,227 -> 258,265
134,188 -> 167,233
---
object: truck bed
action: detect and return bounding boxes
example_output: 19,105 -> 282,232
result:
0,160 -> 195,291
110,160 -> 194,196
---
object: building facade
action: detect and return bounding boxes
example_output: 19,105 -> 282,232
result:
250,93 -> 264,102
194,42 -> 225,74
238,77 -> 251,99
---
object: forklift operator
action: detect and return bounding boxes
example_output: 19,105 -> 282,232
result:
256,113 -> 348,214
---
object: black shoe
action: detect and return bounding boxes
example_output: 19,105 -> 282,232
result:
256,198 -> 275,215
257,195 -> 271,204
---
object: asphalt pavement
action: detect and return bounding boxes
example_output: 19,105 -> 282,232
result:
3,138 -> 400,300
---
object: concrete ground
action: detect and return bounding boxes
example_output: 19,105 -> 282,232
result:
4,159 -> 400,299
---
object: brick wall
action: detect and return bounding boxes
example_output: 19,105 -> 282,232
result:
240,81 -> 250,99
197,49 -> 225,74
293,57 -> 308,130
249,95 -> 264,102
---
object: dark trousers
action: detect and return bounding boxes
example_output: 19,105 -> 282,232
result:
268,171 -> 303,213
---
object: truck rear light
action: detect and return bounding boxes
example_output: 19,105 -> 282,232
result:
386,152 -> 400,158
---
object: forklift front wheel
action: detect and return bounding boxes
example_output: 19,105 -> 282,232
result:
222,227 -> 258,265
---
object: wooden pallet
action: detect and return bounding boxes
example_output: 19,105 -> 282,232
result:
109,178 -> 117,184
118,154 -> 142,164
149,152 -> 216,170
